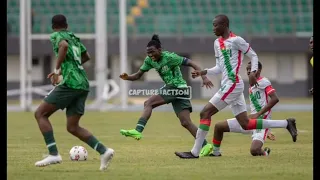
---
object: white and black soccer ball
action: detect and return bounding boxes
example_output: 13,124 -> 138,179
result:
69,146 -> 88,161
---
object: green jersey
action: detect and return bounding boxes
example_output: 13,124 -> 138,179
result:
50,30 -> 89,91
140,51 -> 187,88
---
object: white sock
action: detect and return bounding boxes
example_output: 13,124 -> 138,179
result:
191,128 -> 208,156
262,120 -> 288,128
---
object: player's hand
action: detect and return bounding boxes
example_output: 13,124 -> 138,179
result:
309,88 -> 313,95
191,70 -> 202,78
119,73 -> 129,80
249,72 -> 259,87
47,72 -> 60,86
248,113 -> 260,119
267,132 -> 276,141
202,77 -> 214,89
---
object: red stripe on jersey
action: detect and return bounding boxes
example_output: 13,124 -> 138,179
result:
235,50 -> 241,83
263,128 -> 269,140
266,85 -> 275,95
221,83 -> 236,101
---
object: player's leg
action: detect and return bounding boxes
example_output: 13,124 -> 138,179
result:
250,129 -> 271,156
34,86 -> 68,166
233,94 -> 297,142
174,94 -> 228,158
120,94 -> 166,140
172,100 -> 209,147
66,90 -> 114,171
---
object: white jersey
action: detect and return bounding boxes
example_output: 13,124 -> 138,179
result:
213,32 -> 258,86
249,77 -> 275,119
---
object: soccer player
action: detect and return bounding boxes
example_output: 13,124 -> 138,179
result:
34,14 -> 114,171
309,36 -> 313,94
119,34 -> 213,151
202,61 -> 284,157
175,14 -> 297,159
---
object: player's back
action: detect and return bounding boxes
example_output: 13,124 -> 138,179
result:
214,33 -> 250,85
249,77 -> 275,119
50,31 -> 89,91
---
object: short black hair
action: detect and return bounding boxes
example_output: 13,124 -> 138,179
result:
147,34 -> 161,48
215,14 -> 229,28
52,14 -> 68,29
248,61 -> 262,70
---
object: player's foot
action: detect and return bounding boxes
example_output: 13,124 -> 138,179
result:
174,151 -> 199,159
199,144 -> 213,157
35,154 -> 62,167
100,148 -> 115,171
120,129 -> 142,140
286,118 -> 298,142
264,147 -> 271,156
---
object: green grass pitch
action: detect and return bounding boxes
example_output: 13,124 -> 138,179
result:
8,111 -> 312,180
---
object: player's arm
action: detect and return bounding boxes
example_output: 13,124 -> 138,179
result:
235,37 -> 259,85
120,58 -> 150,81
55,40 -> 68,73
256,85 -> 279,117
80,43 -> 90,65
199,58 -> 222,76
122,70 -> 145,81
182,58 -> 211,80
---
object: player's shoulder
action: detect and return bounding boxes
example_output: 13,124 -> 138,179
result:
258,77 -> 272,87
162,51 -> 178,57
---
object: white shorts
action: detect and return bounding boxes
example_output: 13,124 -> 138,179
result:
209,82 -> 247,116
252,128 -> 269,143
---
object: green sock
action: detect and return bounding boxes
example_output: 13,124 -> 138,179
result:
43,131 -> 58,155
135,117 -> 147,133
87,136 -> 107,155
202,139 -> 208,147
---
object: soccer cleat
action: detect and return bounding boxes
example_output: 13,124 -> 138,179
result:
100,148 -> 115,171
120,129 -> 142,140
199,144 -> 213,157
35,154 -> 62,167
286,118 -> 298,142
264,147 -> 271,156
175,151 -> 199,159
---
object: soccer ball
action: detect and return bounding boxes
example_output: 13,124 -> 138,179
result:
69,146 -> 88,161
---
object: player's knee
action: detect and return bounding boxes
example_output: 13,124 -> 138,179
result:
250,147 -> 261,156
180,118 -> 192,128
34,108 -> 45,120
144,100 -> 153,108
67,124 -> 78,135
200,109 -> 210,119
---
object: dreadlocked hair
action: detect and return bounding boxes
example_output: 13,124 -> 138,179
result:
147,34 -> 161,48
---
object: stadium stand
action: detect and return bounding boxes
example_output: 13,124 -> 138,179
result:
7,0 -> 313,36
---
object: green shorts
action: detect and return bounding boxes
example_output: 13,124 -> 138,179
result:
44,85 -> 89,117
158,85 -> 192,115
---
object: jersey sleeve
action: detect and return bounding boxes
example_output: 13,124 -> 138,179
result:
140,57 -> 153,72
261,78 -> 276,95
79,42 -> 87,54
167,52 -> 184,67
234,36 -> 251,54
51,33 -> 68,50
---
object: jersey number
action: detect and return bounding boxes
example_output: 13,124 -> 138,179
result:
227,49 -> 232,57
255,91 -> 261,99
72,46 -> 84,70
